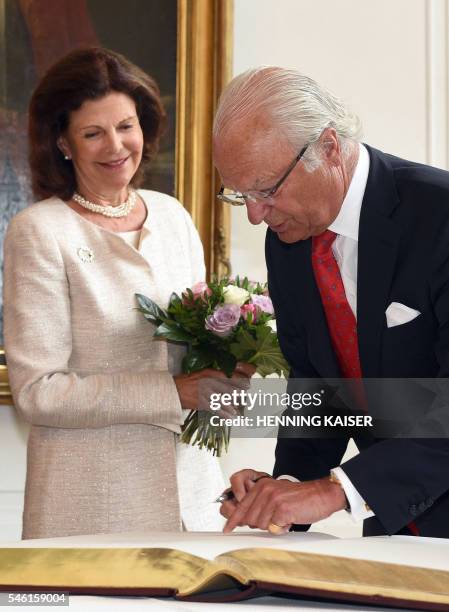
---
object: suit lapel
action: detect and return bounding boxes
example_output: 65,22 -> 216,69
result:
357,147 -> 401,377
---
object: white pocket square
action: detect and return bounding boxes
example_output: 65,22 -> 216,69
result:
385,302 -> 421,328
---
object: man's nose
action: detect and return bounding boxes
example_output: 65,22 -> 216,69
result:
246,201 -> 269,225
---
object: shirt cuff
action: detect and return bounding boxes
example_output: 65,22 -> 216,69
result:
276,474 -> 300,482
332,467 -> 374,522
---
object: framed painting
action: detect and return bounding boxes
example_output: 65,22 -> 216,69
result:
0,0 -> 233,403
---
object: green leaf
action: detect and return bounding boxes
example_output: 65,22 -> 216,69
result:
182,346 -> 215,373
229,328 -> 257,362
168,292 -> 182,306
154,322 -> 194,343
135,294 -> 167,323
153,323 -> 192,342
240,277 -> 250,290
230,326 -> 289,377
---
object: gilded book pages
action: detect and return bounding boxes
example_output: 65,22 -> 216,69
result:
1,545 -> 449,609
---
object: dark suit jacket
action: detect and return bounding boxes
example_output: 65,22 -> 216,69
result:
267,145 -> 449,537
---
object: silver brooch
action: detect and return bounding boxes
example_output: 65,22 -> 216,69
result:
77,246 -> 94,263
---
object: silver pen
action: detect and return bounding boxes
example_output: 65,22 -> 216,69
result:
214,474 -> 271,503
214,489 -> 235,503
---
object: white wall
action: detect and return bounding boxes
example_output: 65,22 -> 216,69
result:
1,0 -> 447,541
0,408 -> 27,540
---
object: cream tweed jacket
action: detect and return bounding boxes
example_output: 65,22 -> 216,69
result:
4,190 -> 225,539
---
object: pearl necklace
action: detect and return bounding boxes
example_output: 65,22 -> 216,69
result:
73,189 -> 137,218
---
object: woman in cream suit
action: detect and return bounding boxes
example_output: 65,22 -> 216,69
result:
4,48 -> 248,539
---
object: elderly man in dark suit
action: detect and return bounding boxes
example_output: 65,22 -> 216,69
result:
213,66 -> 449,538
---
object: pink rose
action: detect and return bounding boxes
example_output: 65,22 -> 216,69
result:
191,281 -> 212,299
183,281 -> 212,305
240,303 -> 258,322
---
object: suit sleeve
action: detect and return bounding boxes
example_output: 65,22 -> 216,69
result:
3,215 -> 183,430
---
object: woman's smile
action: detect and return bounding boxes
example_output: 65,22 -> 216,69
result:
97,156 -> 130,169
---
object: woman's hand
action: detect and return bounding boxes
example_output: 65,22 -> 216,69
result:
174,363 -> 255,417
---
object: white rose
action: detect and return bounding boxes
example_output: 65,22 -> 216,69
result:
266,319 -> 277,332
223,285 -> 250,306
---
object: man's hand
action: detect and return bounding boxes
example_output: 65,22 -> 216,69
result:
220,469 -> 347,533
219,469 -> 271,522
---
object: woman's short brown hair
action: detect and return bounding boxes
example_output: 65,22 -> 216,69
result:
28,47 -> 166,200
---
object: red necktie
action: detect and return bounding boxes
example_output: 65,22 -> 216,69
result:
312,230 -> 361,378
311,230 -> 420,536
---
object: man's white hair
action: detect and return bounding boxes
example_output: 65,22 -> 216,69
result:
213,67 -> 362,170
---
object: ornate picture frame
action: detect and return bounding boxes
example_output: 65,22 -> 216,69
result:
0,0 -> 233,404
177,0 -> 232,280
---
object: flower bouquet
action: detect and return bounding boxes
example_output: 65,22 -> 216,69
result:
136,277 -> 289,456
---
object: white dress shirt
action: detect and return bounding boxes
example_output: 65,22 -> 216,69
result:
328,143 -> 374,521
280,143 -> 374,522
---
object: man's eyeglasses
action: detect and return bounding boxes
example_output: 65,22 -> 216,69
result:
217,144 -> 309,207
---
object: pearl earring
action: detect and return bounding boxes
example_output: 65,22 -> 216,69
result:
64,155 -> 71,160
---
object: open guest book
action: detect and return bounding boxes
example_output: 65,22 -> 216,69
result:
1,531 -> 449,609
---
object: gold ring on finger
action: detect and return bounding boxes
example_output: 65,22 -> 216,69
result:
268,522 -> 285,535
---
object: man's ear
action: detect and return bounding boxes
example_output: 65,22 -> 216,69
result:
57,136 -> 71,160
320,128 -> 340,165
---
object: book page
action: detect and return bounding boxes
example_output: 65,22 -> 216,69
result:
0,547 -> 210,593
279,535 -> 449,572
196,548 -> 449,608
